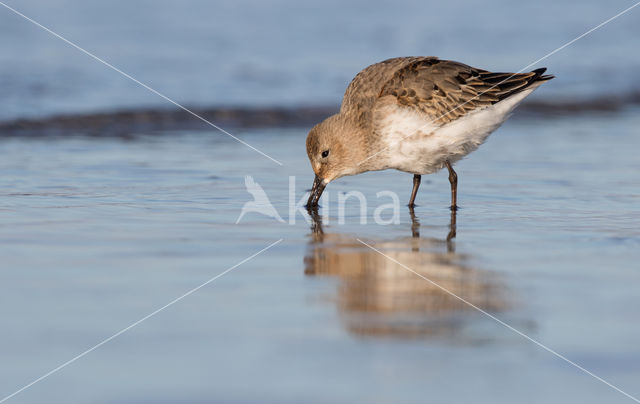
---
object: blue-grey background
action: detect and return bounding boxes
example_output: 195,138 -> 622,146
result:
0,1 -> 639,403
1,0 -> 639,120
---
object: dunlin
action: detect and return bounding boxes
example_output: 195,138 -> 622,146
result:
306,57 -> 553,209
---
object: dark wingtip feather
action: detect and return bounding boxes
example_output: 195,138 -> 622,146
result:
532,67 -> 554,81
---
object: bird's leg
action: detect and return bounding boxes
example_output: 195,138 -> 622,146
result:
408,174 -> 421,207
445,160 -> 458,211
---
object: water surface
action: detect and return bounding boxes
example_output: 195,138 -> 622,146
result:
1,109 -> 639,403
2,1 -> 640,402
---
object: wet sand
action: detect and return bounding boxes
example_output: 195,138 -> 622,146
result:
0,107 -> 639,403
2,0 -> 640,402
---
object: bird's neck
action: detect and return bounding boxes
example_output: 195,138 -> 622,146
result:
332,114 -> 373,175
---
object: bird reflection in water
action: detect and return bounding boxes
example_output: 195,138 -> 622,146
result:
304,208 -> 508,339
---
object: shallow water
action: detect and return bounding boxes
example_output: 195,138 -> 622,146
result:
1,108 -> 639,403
2,1 -> 640,402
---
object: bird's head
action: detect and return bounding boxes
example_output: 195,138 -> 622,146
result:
305,114 -> 364,207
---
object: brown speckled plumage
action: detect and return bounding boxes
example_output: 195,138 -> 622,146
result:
306,56 -> 553,208
341,56 -> 553,129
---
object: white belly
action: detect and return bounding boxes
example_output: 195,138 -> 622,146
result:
376,85 -> 540,174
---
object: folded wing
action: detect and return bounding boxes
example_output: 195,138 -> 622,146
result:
378,57 -> 553,126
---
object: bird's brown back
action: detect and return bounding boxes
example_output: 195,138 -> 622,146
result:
340,57 -> 424,132
340,56 -> 553,129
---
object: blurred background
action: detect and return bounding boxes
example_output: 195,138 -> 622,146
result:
1,0 -> 639,121
1,1 -> 639,404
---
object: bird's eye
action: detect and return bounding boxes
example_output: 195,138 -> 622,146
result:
321,150 -> 330,158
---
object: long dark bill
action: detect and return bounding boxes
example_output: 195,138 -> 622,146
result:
306,175 -> 326,208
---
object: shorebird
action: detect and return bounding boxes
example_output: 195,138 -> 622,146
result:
306,57 -> 553,209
